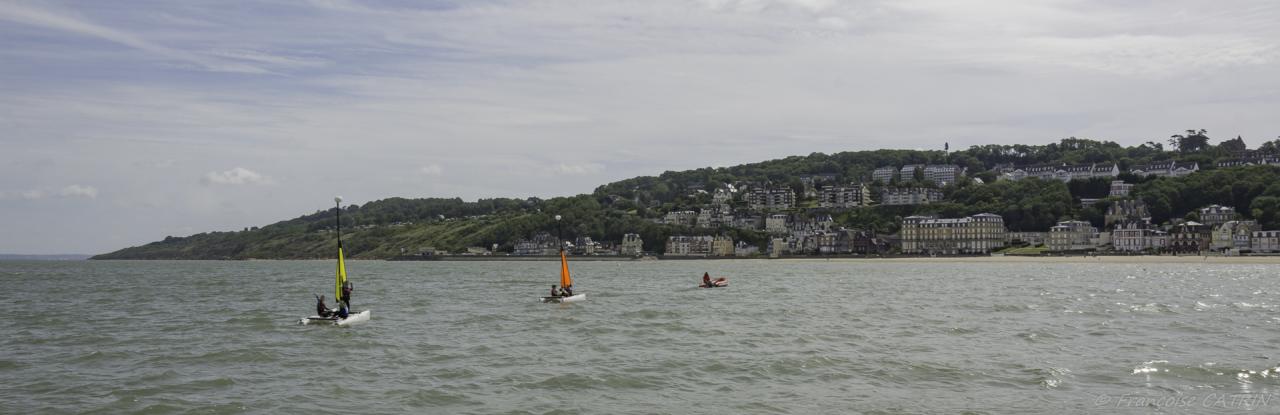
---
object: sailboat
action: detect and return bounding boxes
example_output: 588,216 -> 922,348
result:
300,196 -> 371,326
541,215 -> 585,303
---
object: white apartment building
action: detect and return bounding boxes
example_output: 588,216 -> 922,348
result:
900,213 -> 1007,255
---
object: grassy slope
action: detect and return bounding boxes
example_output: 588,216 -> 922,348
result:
93,213 -> 533,260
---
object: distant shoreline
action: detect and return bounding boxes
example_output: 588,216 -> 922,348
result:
81,254 -> 1280,264
399,254 -> 1280,264
0,254 -> 91,261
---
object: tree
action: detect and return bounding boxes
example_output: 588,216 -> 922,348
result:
1251,196 -> 1280,230
1219,135 -> 1247,153
1259,138 -> 1280,154
1169,129 -> 1210,153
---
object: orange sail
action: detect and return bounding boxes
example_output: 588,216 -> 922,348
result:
559,250 -> 572,288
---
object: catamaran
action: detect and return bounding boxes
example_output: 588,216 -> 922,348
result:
541,215 -> 584,303
300,196 -> 371,326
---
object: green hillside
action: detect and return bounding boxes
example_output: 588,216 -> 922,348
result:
94,135 -> 1280,259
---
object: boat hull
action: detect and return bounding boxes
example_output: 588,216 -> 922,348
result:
540,293 -> 586,303
700,278 -> 729,288
299,309 -> 371,326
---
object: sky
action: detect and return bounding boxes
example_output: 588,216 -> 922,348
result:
1,0 -> 1278,254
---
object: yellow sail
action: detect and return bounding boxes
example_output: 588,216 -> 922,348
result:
335,247 -> 347,302
559,250 -> 572,288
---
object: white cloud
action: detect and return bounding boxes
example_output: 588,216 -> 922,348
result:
418,164 -> 444,176
59,184 -> 99,198
553,163 -> 605,175
0,3 -> 269,73
202,167 -> 272,185
0,185 -> 99,200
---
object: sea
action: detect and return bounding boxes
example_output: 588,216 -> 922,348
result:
4,259 -> 1280,414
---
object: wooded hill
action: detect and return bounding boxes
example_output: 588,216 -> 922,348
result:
93,133 -> 1280,259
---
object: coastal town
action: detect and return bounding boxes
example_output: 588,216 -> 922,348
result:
94,137 -> 1280,261
466,154 -> 1280,259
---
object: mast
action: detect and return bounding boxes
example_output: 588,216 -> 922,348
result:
555,214 -> 563,254
556,214 -> 571,289
334,196 -> 347,304
335,196 -> 343,250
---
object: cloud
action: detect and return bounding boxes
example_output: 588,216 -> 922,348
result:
202,167 -> 272,185
207,48 -> 331,69
0,185 -> 99,200
21,190 -> 46,200
0,3 -> 269,73
553,163 -> 605,175
418,164 -> 444,176
59,184 -> 99,199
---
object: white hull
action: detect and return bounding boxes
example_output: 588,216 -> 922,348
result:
299,309 -> 371,326
540,293 -> 586,303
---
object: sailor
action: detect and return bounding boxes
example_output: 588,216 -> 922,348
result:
561,285 -> 573,297
550,285 -> 561,297
316,295 -> 333,318
336,300 -> 350,319
340,281 -> 353,309
702,272 -> 712,287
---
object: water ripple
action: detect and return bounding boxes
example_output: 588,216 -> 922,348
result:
4,259 -> 1280,413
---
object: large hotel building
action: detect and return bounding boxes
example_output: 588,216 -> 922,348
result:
900,213 -> 1008,255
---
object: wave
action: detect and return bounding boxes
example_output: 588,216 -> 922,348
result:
1118,302 -> 1179,314
1132,360 -> 1280,384
1025,366 -> 1072,389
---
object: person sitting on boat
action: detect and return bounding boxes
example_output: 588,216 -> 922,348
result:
561,285 -> 573,297
702,272 -> 712,287
315,295 -> 334,318
336,301 -> 349,319
550,285 -> 561,297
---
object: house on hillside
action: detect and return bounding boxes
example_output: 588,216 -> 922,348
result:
746,187 -> 796,211
881,187 -> 943,206
1105,199 -> 1150,228
1109,180 -> 1133,197
1198,205 -> 1236,227
872,166 -> 897,183
818,183 -> 872,208
1130,161 -> 1199,178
